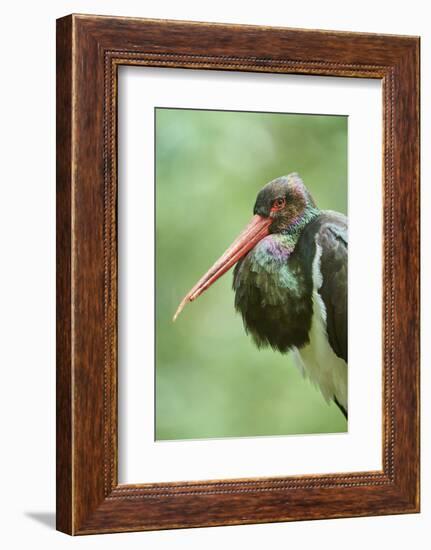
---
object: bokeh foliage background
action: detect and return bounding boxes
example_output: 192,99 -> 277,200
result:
155,108 -> 347,440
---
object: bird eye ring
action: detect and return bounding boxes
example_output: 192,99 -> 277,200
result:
272,197 -> 286,211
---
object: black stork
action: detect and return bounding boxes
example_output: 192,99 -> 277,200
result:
174,173 -> 348,418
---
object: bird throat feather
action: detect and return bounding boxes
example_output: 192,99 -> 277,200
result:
233,228 -> 316,353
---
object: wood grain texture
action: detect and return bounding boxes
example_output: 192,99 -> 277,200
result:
56,14 -> 420,535
56,16 -> 73,534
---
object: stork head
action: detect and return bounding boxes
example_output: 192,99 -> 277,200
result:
253,173 -> 317,235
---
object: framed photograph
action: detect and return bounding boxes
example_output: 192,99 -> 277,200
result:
56,14 -> 420,535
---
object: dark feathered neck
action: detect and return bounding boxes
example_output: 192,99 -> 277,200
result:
279,205 -> 320,245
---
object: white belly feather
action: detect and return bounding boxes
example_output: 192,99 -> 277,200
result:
293,240 -> 347,411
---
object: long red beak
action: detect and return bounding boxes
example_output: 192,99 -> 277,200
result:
173,215 -> 271,321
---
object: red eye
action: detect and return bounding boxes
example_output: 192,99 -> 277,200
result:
272,197 -> 286,211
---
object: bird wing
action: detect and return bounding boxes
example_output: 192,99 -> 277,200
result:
314,211 -> 348,362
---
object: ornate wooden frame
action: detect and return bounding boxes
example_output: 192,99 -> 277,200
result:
56,14 -> 420,535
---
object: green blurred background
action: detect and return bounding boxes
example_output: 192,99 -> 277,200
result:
155,108 -> 347,440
